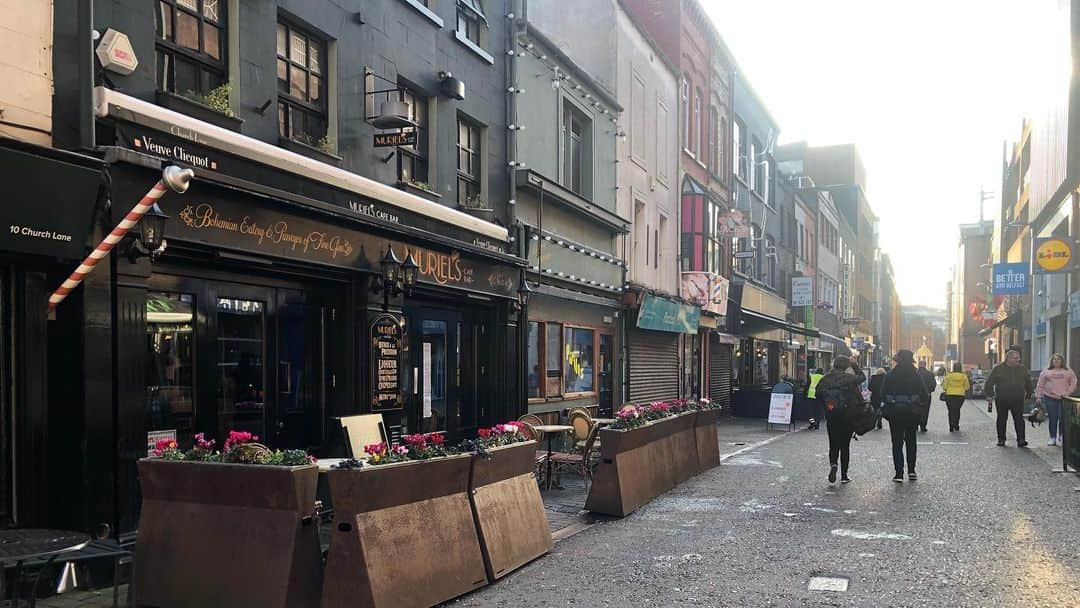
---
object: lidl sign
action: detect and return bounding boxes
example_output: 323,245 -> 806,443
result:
991,262 -> 1029,294
1034,237 -> 1073,273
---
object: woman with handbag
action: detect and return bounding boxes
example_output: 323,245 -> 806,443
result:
941,363 -> 970,432
1034,353 -> 1076,446
877,350 -> 930,482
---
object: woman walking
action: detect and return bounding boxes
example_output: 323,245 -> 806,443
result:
816,356 -> 866,484
868,367 -> 887,430
1034,353 -> 1076,446
941,363 -> 970,432
877,350 -> 930,482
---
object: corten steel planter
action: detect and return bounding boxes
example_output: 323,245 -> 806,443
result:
695,409 -> 723,472
321,454 -> 487,608
585,412 -> 699,517
470,441 -> 552,582
134,459 -> 322,608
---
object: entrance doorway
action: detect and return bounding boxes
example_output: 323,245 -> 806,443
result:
145,274 -> 337,451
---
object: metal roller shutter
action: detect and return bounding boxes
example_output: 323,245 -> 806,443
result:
628,328 -> 680,403
710,335 -> 732,411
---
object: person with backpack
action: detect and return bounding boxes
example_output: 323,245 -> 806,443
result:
878,350 -> 930,482
806,368 -> 825,430
916,361 -> 937,432
984,348 -> 1034,447
816,357 -> 866,484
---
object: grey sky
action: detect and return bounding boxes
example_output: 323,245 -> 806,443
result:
703,0 -> 1061,307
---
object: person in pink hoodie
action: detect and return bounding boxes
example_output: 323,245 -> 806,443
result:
1034,353 -> 1077,446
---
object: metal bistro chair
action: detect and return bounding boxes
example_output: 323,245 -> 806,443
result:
516,414 -> 549,483
567,408 -> 595,451
549,422 -> 600,486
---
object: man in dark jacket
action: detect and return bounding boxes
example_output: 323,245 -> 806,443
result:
984,349 -> 1034,447
877,350 -> 930,481
816,357 -> 866,483
916,361 -> 937,432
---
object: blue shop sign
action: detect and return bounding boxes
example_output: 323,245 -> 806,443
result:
637,294 -> 699,334
991,262 -> 1029,295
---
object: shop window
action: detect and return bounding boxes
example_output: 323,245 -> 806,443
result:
398,87 -> 429,185
545,322 -> 563,396
154,0 -> 226,97
217,297 -> 266,440
146,292 -> 197,448
527,321 -> 541,398
457,115 -> 482,205
277,21 -> 327,146
564,327 -> 595,394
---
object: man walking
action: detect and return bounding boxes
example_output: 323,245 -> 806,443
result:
916,361 -> 937,433
807,368 -> 825,430
984,349 -> 1034,447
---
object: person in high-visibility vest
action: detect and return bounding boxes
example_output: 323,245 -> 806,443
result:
807,369 -> 825,430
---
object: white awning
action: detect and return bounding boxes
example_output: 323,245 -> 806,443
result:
94,87 -> 507,243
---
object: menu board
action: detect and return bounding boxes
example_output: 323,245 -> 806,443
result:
371,314 -> 404,411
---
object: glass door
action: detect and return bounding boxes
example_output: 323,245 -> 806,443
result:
216,295 -> 267,440
408,307 -> 463,439
599,334 -> 614,416
274,289 -> 327,449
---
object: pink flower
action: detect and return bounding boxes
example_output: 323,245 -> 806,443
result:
428,433 -> 445,445
393,445 -> 409,456
478,428 -> 492,438
364,442 -> 387,456
194,433 -> 216,450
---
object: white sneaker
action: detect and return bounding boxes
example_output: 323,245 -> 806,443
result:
1059,434 -> 1065,445
1048,438 -> 1057,446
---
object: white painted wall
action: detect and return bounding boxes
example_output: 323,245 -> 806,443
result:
0,0 -> 52,145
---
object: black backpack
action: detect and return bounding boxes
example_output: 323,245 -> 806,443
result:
820,383 -> 853,420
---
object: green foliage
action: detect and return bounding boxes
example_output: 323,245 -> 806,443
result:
180,82 -> 236,118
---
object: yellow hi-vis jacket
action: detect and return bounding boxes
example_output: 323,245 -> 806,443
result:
807,373 -> 824,399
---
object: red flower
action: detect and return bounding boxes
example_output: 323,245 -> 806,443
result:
478,428 -> 492,439
428,432 -> 445,445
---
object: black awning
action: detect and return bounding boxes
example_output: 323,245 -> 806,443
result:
742,309 -> 821,338
978,312 -> 1021,336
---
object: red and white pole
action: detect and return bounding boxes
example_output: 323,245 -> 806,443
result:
48,166 -> 194,310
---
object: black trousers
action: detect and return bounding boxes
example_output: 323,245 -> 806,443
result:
995,399 -> 1026,443
809,397 -> 822,422
888,418 -> 917,474
944,395 -> 965,430
826,419 -> 853,474
920,400 -> 932,430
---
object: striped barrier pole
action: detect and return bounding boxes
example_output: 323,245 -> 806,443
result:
48,166 -> 194,310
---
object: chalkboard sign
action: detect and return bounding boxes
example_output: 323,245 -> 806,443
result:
371,314 -> 404,411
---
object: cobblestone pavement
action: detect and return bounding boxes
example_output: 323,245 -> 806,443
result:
450,395 -> 1080,607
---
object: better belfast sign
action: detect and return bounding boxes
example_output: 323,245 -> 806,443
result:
992,262 -> 1029,295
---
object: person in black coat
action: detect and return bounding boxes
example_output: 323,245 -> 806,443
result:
868,367 -> 887,430
877,350 -> 930,482
816,356 -> 866,484
916,361 -> 937,432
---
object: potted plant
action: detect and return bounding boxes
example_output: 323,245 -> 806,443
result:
321,432 -> 487,608
134,432 -> 322,608
459,196 -> 495,222
279,132 -> 342,166
156,83 -> 244,132
585,402 -> 699,517
467,423 -> 552,582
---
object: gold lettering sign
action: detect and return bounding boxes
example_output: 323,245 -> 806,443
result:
396,246 -> 475,286
178,203 -> 354,261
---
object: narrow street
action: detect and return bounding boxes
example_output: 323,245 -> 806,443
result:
451,400 -> 1080,608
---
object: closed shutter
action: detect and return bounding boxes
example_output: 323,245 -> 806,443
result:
710,335 -> 732,411
628,328 -> 680,403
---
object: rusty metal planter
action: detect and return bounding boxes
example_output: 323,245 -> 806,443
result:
321,454 -> 487,608
470,441 -> 552,582
585,412 -> 699,517
134,459 -> 322,608
695,409 -> 722,472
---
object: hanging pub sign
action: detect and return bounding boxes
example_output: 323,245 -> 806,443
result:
373,131 -> 418,148
1033,237 -> 1073,274
371,313 -> 404,411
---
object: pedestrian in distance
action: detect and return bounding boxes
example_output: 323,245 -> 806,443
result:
916,360 -> 937,433
806,368 -> 825,431
868,367 -> 887,430
1034,353 -> 1076,446
878,350 -> 929,482
984,348 -> 1034,447
816,357 -> 866,484
941,363 -> 969,432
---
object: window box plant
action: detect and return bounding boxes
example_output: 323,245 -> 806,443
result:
134,432 -> 321,608
459,196 -> 495,222
279,134 -> 343,167
585,405 -> 700,517
156,84 -> 243,133
397,179 -> 442,201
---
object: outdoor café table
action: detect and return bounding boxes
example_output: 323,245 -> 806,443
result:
0,528 -> 89,606
533,424 -> 575,490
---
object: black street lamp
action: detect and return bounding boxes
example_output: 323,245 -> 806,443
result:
402,251 -> 419,294
140,203 -> 169,252
380,246 -> 402,286
373,246 -> 420,311
515,274 -> 532,312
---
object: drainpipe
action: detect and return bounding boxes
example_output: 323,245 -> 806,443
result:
78,0 -> 96,151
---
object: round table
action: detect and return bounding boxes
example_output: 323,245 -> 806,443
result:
533,424 -> 574,490
0,529 -> 89,606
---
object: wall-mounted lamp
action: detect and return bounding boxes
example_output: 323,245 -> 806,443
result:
438,71 -> 466,100
123,202 -> 169,261
515,273 -> 532,313
370,246 -> 419,311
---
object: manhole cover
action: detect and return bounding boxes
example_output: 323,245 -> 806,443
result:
808,576 -> 849,592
